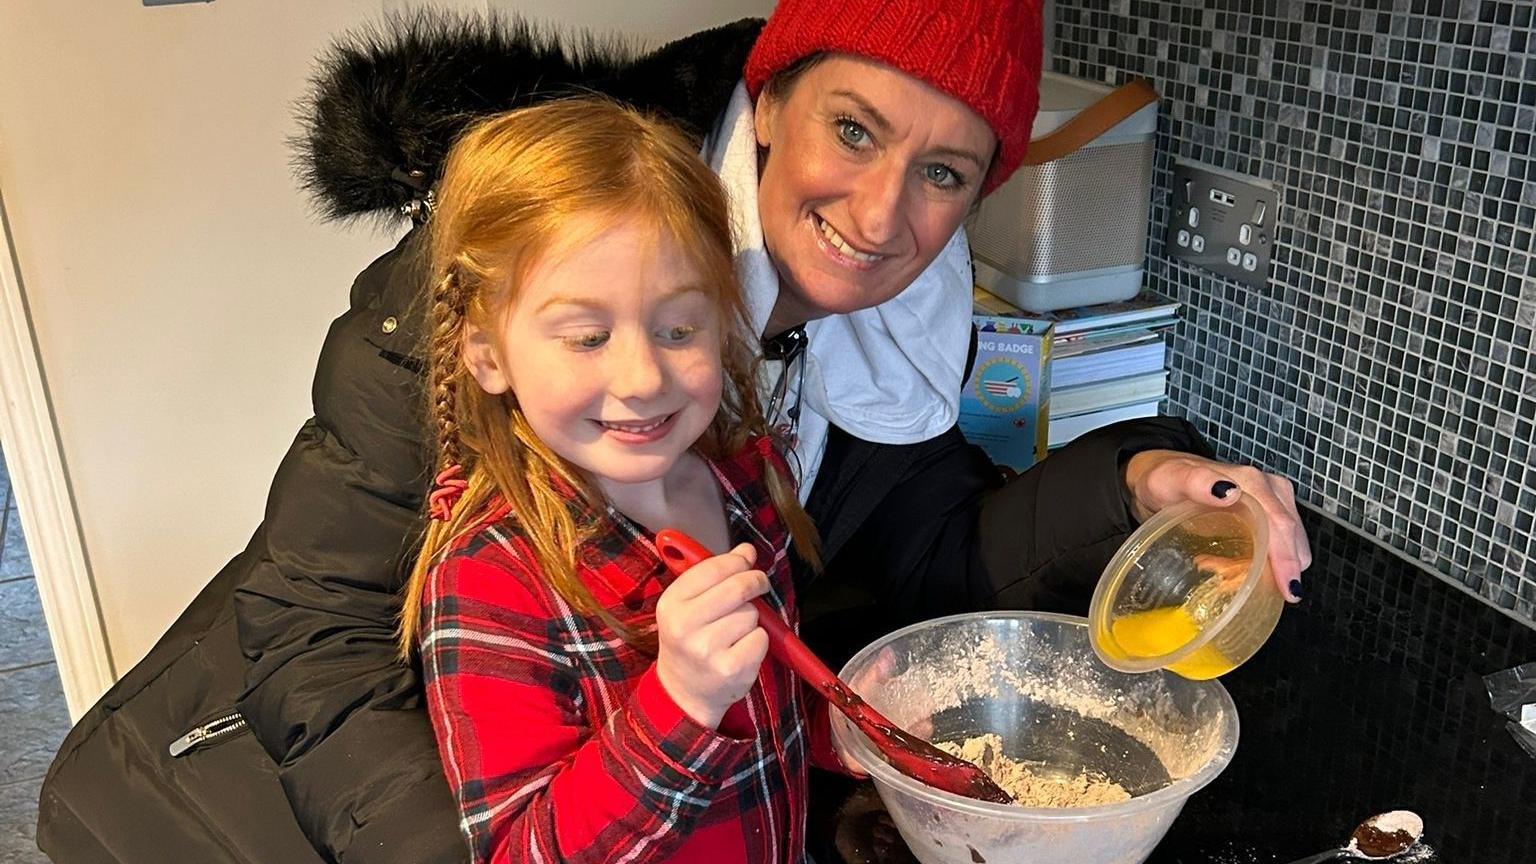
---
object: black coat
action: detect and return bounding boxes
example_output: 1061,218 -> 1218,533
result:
37,13 -> 1209,864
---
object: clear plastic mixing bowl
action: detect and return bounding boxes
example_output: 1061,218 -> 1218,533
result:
830,612 -> 1239,864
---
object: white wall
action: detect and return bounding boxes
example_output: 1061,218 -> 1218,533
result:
0,0 -> 772,676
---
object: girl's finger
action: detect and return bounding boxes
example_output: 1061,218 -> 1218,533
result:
717,625 -> 770,671
690,603 -> 761,655
664,543 -> 758,602
669,571 -> 767,635
686,569 -> 772,625
731,542 -> 758,569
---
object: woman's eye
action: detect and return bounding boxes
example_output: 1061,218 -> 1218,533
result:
660,325 -> 699,343
561,331 -> 609,350
835,118 -> 870,149
924,162 -> 965,189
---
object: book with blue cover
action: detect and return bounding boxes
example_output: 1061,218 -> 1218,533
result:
962,299 -> 1053,472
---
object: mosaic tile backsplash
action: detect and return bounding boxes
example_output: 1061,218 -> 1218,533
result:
1051,0 -> 1536,622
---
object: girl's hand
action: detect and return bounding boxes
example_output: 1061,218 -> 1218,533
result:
1123,450 -> 1312,603
654,542 -> 772,729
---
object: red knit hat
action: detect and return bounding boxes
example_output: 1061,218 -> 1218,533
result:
745,0 -> 1043,194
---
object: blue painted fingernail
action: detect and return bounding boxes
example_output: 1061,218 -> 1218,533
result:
1288,579 -> 1303,600
1211,480 -> 1238,499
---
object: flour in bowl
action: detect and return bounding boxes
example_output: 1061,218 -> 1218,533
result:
936,733 -> 1131,808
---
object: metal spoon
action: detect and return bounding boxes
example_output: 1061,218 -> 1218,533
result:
1282,811 -> 1425,864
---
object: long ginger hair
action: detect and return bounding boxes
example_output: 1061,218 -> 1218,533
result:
398,98 -> 820,656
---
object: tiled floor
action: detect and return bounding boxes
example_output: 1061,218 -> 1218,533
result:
0,452 -> 69,864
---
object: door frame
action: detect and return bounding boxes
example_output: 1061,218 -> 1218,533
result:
0,190 -> 115,720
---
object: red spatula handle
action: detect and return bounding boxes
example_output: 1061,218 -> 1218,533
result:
652,529 -> 1013,804
653,530 -> 843,699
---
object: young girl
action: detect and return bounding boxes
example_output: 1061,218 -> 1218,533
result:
398,98 -> 844,864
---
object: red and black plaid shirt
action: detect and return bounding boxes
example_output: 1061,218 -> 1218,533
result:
420,439 -> 841,863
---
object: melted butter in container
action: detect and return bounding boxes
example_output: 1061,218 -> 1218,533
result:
1089,495 -> 1284,680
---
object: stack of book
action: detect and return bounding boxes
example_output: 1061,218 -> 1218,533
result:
971,287 -> 1180,452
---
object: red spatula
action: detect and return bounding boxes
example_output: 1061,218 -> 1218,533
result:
653,529 -> 1012,805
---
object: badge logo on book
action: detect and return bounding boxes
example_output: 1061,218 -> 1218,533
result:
974,357 -> 1031,412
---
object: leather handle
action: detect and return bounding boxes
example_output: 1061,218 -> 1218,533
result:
1020,78 -> 1159,166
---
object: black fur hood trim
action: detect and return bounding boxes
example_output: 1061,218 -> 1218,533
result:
294,10 -> 763,224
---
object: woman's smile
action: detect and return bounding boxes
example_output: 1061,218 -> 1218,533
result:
811,212 -> 887,269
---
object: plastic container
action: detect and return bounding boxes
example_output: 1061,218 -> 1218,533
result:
1089,495 -> 1283,680
831,612 -> 1239,864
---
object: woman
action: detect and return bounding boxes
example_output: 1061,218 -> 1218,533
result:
39,4 -> 1309,863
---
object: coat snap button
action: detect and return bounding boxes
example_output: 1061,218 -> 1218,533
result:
381,316 -> 398,334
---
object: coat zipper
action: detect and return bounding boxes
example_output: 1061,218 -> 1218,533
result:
168,711 -> 249,757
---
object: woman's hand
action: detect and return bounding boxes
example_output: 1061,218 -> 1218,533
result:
1123,450 -> 1311,603
654,543 -> 772,729
830,646 -> 935,778
829,706 -> 868,777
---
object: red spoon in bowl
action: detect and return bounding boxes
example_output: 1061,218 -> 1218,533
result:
653,529 -> 1012,805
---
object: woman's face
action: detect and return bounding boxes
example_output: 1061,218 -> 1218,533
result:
753,55 -> 997,331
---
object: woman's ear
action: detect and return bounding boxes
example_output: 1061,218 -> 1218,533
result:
461,321 -> 511,395
753,91 -> 780,149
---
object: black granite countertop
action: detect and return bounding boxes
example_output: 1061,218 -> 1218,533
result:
810,506 -> 1536,863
